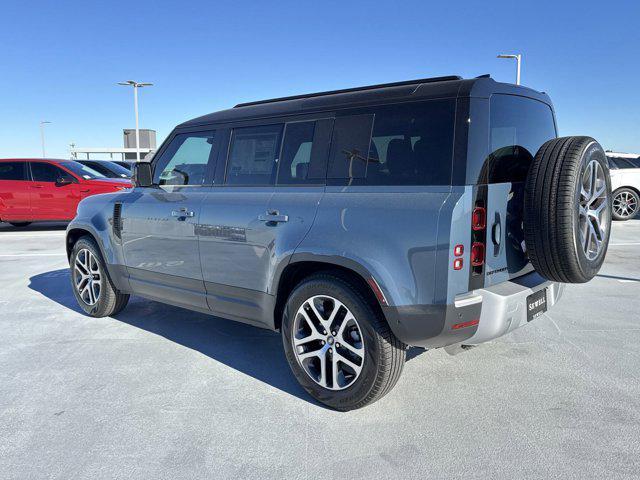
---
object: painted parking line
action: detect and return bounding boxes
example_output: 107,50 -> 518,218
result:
609,242 -> 640,246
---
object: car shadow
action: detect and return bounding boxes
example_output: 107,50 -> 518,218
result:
0,221 -> 68,232
28,268 -> 330,407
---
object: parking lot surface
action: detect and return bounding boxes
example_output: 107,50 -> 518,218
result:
1,220 -> 639,479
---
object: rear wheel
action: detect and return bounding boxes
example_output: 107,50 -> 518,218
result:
612,188 -> 639,221
281,274 -> 405,411
70,236 -> 129,317
9,222 -> 31,227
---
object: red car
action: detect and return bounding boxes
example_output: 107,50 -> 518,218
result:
0,158 -> 132,227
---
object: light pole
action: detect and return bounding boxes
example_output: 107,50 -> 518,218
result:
497,54 -> 522,85
117,80 -> 153,162
40,121 -> 51,157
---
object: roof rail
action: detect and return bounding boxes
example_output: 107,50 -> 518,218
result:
234,75 -> 463,108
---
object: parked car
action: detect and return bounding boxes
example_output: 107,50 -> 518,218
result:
0,158 -> 132,227
606,152 -> 640,220
66,76 -> 611,410
75,160 -> 132,179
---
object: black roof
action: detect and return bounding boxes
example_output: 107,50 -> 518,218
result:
179,75 -> 552,128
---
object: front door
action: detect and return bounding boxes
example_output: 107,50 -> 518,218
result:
29,162 -> 80,220
120,129 -> 218,310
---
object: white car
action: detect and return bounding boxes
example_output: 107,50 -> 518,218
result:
607,151 -> 640,221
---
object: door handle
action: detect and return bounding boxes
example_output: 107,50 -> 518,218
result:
31,185 -> 44,189
171,208 -> 195,218
258,210 -> 289,223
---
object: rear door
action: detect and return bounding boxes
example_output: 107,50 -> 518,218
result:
120,129 -> 217,310
0,161 -> 31,221
29,162 -> 80,220
198,123 -> 282,324
483,94 -> 557,286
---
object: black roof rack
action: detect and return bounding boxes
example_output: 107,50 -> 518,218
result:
234,75 -> 463,108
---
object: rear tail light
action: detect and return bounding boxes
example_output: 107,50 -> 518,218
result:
470,201 -> 486,275
471,242 -> 485,267
472,207 -> 486,231
454,244 -> 464,256
453,258 -> 464,270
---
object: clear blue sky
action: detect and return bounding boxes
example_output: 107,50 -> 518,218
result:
1,0 -> 638,159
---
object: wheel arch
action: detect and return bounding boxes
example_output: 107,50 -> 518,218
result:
613,185 -> 640,197
273,258 -> 388,331
66,227 -> 97,260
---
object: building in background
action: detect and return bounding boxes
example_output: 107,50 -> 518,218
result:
70,129 -> 157,161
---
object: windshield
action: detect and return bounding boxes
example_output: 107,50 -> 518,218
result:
60,161 -> 106,180
81,161 -> 131,178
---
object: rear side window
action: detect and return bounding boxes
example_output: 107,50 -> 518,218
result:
608,157 -> 638,169
31,163 -> 71,183
327,114 -> 374,179
155,131 -> 216,186
367,101 -> 455,185
488,95 -> 556,183
226,125 -> 282,186
0,162 -> 26,181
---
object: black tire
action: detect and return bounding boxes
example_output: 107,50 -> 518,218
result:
612,188 -> 639,221
524,136 -> 612,283
70,236 -> 130,317
9,222 -> 31,227
281,273 -> 405,411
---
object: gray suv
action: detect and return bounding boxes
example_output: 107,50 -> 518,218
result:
66,75 -> 612,410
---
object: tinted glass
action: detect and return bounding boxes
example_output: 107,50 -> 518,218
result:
155,131 -> 216,186
608,157 -> 638,169
0,162 -> 26,181
226,125 -> 282,185
327,114 -> 374,179
277,121 -> 316,184
488,95 -> 556,183
60,161 -> 104,179
82,161 -> 130,178
366,101 -> 454,185
31,163 -> 73,182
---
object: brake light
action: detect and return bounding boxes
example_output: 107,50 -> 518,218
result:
470,200 -> 486,275
472,207 -> 486,231
471,242 -> 485,267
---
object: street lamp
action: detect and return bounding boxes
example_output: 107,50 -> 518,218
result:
40,121 -> 51,157
117,80 -> 153,162
497,54 -> 522,85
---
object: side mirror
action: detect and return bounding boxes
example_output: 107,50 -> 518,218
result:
55,176 -> 73,186
134,162 -> 154,188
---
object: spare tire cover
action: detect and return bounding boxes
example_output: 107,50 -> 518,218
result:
524,136 -> 611,283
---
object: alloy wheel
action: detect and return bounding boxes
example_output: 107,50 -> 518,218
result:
578,160 -> 609,260
292,295 -> 365,391
613,190 -> 638,220
74,249 -> 102,306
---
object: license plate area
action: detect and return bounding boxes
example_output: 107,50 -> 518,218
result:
526,288 -> 547,322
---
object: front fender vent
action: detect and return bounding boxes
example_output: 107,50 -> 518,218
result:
113,203 -> 123,240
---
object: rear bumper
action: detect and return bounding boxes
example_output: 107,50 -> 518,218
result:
382,271 -> 564,348
464,272 -> 564,345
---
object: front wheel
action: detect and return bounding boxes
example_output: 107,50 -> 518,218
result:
612,188 -> 639,221
281,274 -> 405,411
70,236 -> 129,317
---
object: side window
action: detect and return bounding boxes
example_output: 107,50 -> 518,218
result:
0,162 -> 27,181
327,114 -> 374,179
488,95 -> 556,183
277,121 -> 316,185
154,131 -> 216,186
31,163 -> 71,182
226,125 -> 282,186
366,101 -> 455,185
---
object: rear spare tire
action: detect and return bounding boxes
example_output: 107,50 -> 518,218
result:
524,136 -> 611,283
